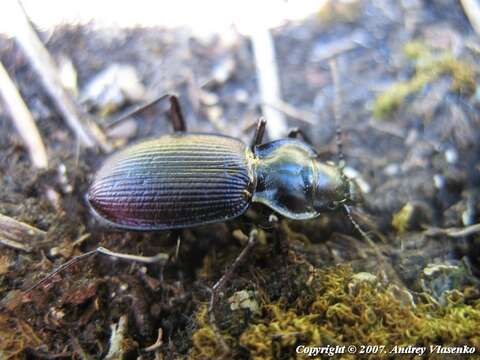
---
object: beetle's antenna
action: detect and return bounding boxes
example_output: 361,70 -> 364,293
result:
343,204 -> 383,258
329,58 -> 345,169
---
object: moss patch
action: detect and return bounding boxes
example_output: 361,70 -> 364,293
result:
373,41 -> 476,118
188,262 -> 480,359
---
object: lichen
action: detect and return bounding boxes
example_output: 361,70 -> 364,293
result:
373,41 -> 476,118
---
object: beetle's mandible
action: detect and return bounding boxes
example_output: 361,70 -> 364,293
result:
87,97 -> 357,230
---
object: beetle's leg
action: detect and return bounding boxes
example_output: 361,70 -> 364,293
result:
106,94 -> 172,129
287,127 -> 313,145
250,117 -> 267,150
169,95 -> 186,132
170,229 -> 182,263
208,229 -> 258,319
24,247 -> 169,294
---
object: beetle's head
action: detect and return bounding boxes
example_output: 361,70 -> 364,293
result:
312,161 -> 360,212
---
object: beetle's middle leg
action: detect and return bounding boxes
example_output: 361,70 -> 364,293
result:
208,229 -> 258,319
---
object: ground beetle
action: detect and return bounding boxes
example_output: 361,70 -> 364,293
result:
25,94 -> 367,317
87,96 -> 358,230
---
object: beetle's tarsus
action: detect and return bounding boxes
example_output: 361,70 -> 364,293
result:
208,229 -> 258,322
169,95 -> 186,132
250,117 -> 267,150
106,93 -> 172,129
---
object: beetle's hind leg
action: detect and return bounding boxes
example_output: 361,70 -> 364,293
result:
23,247 -> 169,294
106,93 -> 187,132
168,95 -> 186,132
208,229 -> 258,320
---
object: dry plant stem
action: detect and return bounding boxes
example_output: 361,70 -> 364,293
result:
0,61 -> 61,209
8,0 -> 109,151
425,223 -> 480,238
0,213 -> 46,252
143,328 -> 163,352
329,58 -> 345,165
250,26 -> 287,139
0,61 -> 48,168
461,0 -> 480,36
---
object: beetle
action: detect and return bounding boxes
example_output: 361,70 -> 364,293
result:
25,95 -> 367,317
87,96 -> 358,231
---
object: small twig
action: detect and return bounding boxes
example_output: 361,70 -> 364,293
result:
8,0 -> 110,151
0,61 -> 48,168
143,328 -> 163,352
367,119 -> 406,139
0,61 -> 61,209
105,315 -> 130,360
424,223 -> 480,238
461,0 -> 480,36
0,213 -> 46,252
250,26 -> 287,139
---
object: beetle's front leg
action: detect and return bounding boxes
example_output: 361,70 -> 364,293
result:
208,229 -> 258,321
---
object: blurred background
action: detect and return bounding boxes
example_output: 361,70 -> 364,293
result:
1,0 -> 480,358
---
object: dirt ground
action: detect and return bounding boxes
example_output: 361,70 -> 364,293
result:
1,0 -> 480,359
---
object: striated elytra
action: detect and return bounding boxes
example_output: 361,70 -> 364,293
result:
88,130 -> 357,230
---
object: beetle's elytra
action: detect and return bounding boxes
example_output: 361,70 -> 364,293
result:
88,96 -> 356,230
88,134 -> 255,229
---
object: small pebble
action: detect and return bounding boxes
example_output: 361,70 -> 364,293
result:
433,174 -> 445,189
445,148 -> 458,164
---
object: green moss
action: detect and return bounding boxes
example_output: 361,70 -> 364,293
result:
188,224 -> 480,360
238,265 -> 480,360
317,0 -> 362,24
392,203 -> 414,233
373,42 -> 476,118
189,305 -> 234,360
